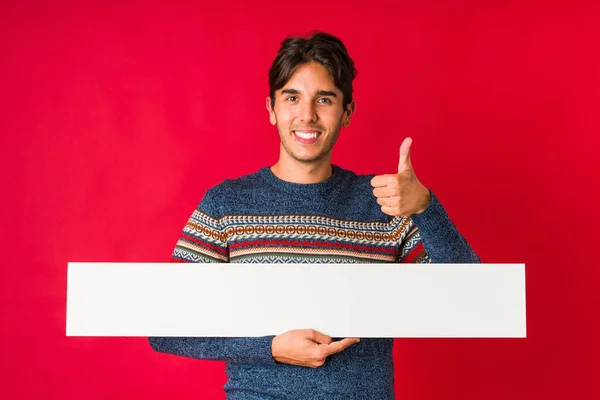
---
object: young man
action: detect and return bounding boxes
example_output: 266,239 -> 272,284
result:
149,32 -> 479,399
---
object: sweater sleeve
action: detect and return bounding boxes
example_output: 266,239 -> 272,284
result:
169,189 -> 229,263
408,190 -> 481,263
148,189 -> 277,365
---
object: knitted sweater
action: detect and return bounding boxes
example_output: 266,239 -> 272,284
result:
149,165 -> 480,400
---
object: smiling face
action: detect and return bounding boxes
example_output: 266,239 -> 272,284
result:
266,62 -> 355,165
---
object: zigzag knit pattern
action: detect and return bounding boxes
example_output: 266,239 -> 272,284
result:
172,210 -> 430,264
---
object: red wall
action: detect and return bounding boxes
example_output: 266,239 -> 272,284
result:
1,1 -> 599,399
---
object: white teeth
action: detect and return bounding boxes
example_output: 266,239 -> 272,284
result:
294,131 -> 319,139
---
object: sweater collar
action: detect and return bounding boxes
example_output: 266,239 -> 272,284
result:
257,164 -> 344,196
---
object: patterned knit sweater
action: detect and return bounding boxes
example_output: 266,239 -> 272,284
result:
149,165 -> 480,400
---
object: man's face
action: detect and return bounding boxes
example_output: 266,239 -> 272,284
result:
266,62 -> 355,164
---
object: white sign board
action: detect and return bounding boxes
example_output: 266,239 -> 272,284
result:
66,263 -> 526,338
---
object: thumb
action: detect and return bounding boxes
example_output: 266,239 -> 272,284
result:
321,338 -> 360,357
398,137 -> 413,173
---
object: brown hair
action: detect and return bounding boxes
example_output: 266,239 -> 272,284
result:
268,31 -> 357,109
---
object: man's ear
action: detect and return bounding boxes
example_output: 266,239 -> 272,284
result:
266,96 -> 277,125
342,100 -> 356,128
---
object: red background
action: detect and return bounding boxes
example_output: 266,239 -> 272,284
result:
1,1 -> 599,399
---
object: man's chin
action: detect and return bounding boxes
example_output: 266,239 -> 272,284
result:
291,154 -> 327,163
280,142 -> 332,164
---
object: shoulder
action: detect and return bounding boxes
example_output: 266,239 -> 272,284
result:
209,169 -> 264,196
199,168 -> 267,218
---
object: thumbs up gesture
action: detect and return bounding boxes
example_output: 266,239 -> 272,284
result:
370,137 -> 432,217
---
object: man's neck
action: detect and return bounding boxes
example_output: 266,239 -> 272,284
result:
270,158 -> 333,184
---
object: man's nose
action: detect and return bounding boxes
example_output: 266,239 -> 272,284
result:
299,101 -> 317,122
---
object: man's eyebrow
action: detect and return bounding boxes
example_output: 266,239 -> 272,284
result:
280,88 -> 338,97
316,90 -> 337,97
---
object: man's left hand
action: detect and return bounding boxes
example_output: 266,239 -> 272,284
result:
370,137 -> 432,217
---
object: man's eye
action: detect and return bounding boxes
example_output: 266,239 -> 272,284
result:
318,98 -> 332,104
286,96 -> 297,102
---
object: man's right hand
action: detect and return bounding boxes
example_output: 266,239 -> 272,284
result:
271,329 -> 360,368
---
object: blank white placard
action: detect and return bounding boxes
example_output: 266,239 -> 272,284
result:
66,262 -> 526,338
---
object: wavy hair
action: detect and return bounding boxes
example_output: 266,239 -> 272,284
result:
268,31 -> 357,109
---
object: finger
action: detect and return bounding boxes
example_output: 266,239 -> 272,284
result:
322,338 -> 361,356
380,205 -> 401,216
373,186 -> 398,198
376,196 -> 398,207
398,137 -> 413,173
370,174 -> 394,188
309,330 -> 332,345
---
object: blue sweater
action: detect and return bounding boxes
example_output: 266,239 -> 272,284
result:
149,165 -> 480,399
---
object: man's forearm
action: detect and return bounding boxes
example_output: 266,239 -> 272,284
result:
411,191 -> 481,263
148,336 -> 277,364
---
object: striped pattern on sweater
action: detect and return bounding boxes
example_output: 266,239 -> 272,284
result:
172,210 -> 430,264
